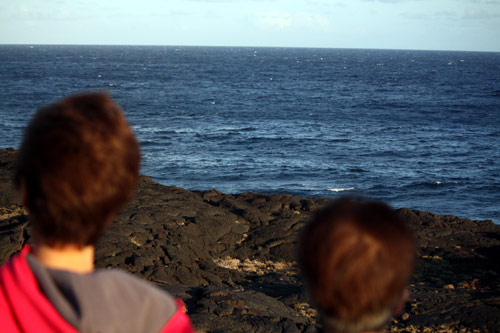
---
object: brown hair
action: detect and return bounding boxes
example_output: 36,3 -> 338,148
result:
297,197 -> 416,332
15,92 -> 140,247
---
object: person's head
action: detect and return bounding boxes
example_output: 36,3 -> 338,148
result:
15,92 -> 140,248
297,197 -> 416,333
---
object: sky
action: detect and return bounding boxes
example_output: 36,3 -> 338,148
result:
0,0 -> 499,52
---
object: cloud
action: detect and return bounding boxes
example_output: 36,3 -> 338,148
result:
468,0 -> 500,4
356,0 -> 500,5
12,3 -> 86,21
255,11 -> 331,30
257,11 -> 292,29
400,12 -> 430,20
306,0 -> 335,6
400,5 -> 500,24
334,2 -> 348,7
463,7 -> 500,18
401,11 -> 458,20
361,0 -> 422,3
0,1 -> 101,21
187,0 -> 276,2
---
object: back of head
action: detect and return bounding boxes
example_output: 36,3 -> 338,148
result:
297,197 -> 416,332
15,92 -> 140,247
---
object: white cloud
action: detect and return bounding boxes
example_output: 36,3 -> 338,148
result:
463,7 -> 500,18
255,10 -> 331,30
256,11 -> 293,29
468,0 -> 500,4
361,0 -> 422,3
1,2 -> 90,21
401,10 -> 458,20
297,13 -> 331,28
186,0 -> 277,2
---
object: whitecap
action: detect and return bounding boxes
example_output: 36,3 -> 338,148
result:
328,187 -> 355,192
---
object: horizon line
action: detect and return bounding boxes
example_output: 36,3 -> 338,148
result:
1,43 -> 498,54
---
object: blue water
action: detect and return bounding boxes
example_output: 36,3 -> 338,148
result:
1,45 -> 499,223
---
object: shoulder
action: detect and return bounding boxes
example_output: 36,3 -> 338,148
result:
86,268 -> 177,311
74,269 -> 179,332
92,268 -> 175,304
94,270 -> 196,332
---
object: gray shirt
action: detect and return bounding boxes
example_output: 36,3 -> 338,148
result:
27,255 -> 177,333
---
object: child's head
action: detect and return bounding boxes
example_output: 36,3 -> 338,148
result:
15,93 -> 140,248
297,197 -> 416,332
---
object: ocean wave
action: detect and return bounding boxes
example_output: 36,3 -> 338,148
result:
133,126 -> 179,135
217,126 -> 257,132
139,140 -> 165,147
328,187 -> 355,192
328,138 -> 351,143
168,128 -> 199,134
404,181 -> 450,189
349,168 -> 368,173
487,131 -> 500,137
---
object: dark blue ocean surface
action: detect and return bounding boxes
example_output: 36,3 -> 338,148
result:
1,45 -> 499,223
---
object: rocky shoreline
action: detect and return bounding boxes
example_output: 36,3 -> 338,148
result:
1,148 -> 499,332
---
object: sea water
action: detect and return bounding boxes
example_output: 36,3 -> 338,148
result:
0,45 -> 499,223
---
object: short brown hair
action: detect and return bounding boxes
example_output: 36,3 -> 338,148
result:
297,197 -> 416,332
15,92 -> 140,247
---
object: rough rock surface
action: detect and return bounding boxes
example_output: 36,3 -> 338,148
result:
1,149 -> 499,332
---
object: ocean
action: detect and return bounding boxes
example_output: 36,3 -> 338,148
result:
0,45 -> 499,223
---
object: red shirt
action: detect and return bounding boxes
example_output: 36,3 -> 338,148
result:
0,246 -> 194,332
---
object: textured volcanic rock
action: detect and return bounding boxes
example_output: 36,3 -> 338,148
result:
0,149 -> 499,332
